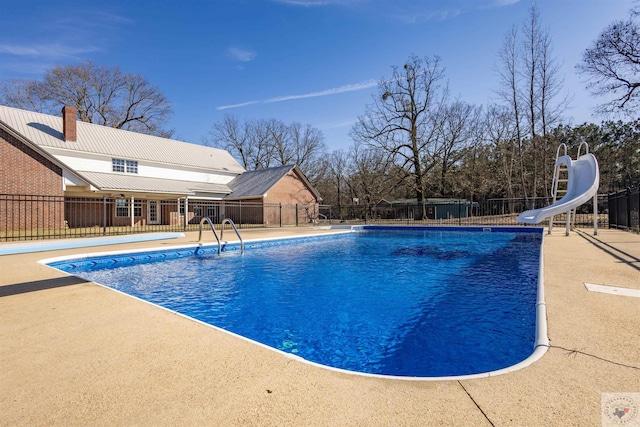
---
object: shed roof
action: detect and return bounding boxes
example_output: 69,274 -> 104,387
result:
0,105 -> 245,174
227,164 -> 322,201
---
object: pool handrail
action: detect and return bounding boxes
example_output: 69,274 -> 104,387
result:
198,217 -> 221,255
221,218 -> 244,254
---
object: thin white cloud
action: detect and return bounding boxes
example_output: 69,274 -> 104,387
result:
0,43 -> 99,58
324,118 -> 357,129
0,60 -> 52,75
269,79 -> 377,102
217,100 -> 261,110
217,79 -> 377,110
489,0 -> 520,6
478,0 -> 519,9
273,0 -> 331,5
394,8 -> 461,24
385,0 -> 519,24
227,47 -> 257,62
271,0 -> 356,6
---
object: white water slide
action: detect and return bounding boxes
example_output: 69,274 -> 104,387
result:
517,144 -> 600,235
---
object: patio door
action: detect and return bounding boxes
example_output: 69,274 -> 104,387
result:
148,200 -> 161,225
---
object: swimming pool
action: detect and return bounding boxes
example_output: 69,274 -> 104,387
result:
45,226 -> 546,379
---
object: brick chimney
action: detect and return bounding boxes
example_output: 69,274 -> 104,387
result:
62,105 -> 77,142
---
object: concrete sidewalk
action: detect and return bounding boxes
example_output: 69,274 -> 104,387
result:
1,227 -> 639,426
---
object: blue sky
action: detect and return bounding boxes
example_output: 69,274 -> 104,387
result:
0,0 -> 635,151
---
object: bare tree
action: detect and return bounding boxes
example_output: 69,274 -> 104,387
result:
268,119 -> 292,165
484,105 -> 520,199
495,4 -> 566,198
249,119 -> 277,170
208,115 -> 253,168
578,4 -> 640,116
208,116 -> 276,170
522,4 -> 542,195
348,142 -> 395,206
434,101 -> 482,197
0,61 -> 173,137
324,149 -> 351,215
285,122 -> 327,181
0,79 -> 47,112
207,115 -> 327,173
351,55 -> 446,218
495,26 -> 528,198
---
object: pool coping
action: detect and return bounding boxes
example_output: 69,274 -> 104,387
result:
3,226 -> 640,425
38,225 -> 548,381
0,232 -> 185,256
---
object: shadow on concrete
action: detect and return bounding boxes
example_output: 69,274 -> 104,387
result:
0,276 -> 90,297
576,230 -> 640,273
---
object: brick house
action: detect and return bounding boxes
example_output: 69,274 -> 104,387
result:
226,165 -> 323,225
0,105 -> 322,232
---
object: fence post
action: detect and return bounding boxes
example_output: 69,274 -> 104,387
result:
296,204 -> 299,226
184,197 -> 188,231
607,193 -> 612,229
627,189 -> 631,230
279,203 -> 282,228
365,203 -> 368,224
103,196 -> 107,235
637,185 -> 640,232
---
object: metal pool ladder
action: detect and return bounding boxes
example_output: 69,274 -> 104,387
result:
198,217 -> 222,254
221,218 -> 244,254
197,217 -> 244,255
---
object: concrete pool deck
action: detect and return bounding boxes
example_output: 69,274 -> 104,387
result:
1,227 -> 639,426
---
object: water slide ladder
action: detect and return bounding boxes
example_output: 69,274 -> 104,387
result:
198,217 -> 244,255
547,141 -> 595,235
548,144 -> 569,234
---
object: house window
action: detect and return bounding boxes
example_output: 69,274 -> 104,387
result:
206,206 -> 217,219
133,200 -> 142,217
126,160 -> 138,174
115,198 -> 142,217
112,158 -> 138,174
112,159 -> 125,172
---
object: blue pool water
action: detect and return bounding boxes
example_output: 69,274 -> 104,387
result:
49,226 -> 543,377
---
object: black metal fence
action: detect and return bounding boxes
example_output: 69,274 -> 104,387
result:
1,193 -> 608,242
0,195 -> 319,242
319,195 -> 608,229
608,185 -> 640,232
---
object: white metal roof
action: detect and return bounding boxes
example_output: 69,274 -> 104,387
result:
0,105 -> 245,174
78,171 -> 232,196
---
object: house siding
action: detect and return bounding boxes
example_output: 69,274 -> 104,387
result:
0,128 -> 63,196
0,128 -> 65,231
263,170 -> 319,225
